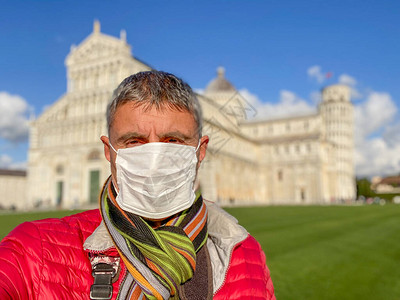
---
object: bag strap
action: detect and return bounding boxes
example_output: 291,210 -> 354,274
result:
90,256 -> 120,300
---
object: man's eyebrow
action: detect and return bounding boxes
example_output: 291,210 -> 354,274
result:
116,132 -> 148,143
158,131 -> 194,141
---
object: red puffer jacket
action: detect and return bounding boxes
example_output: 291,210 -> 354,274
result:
0,210 -> 275,299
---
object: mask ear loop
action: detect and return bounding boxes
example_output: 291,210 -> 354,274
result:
108,140 -> 120,194
195,138 -> 202,152
109,140 -> 118,154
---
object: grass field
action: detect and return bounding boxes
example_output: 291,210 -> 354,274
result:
225,205 -> 400,300
1,205 -> 400,300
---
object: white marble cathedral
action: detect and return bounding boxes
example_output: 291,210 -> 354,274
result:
26,21 -> 355,209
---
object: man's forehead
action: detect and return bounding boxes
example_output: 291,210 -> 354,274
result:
114,101 -> 193,118
110,101 -> 197,137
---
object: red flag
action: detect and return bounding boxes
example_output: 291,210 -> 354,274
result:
325,72 -> 333,79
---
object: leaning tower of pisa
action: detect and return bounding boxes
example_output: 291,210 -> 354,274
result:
320,84 -> 355,202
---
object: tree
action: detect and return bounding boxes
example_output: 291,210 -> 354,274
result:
356,178 -> 374,198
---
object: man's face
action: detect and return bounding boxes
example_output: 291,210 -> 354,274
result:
101,102 -> 209,190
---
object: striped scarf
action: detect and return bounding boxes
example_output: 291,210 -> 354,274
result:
100,177 -> 208,300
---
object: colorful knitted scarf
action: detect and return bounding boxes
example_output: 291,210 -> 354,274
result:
100,177 -> 208,300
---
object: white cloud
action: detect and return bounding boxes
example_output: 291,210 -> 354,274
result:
338,73 -> 362,99
238,89 -> 260,109
0,92 -> 32,143
355,137 -> 400,177
10,161 -> 27,170
307,65 -> 325,83
383,121 -> 400,148
310,91 -> 322,105
354,91 -> 399,177
240,89 -> 316,121
354,92 -> 397,142
194,88 -> 204,95
0,154 -> 26,170
0,154 -> 12,168
338,74 -> 357,86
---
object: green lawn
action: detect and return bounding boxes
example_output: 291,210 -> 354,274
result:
225,205 -> 400,300
1,205 -> 400,300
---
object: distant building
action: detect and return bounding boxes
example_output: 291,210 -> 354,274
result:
200,72 -> 355,205
0,169 -> 27,210
22,21 -> 355,210
371,176 -> 400,194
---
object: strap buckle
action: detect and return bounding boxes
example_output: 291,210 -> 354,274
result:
90,284 -> 113,300
90,263 -> 117,300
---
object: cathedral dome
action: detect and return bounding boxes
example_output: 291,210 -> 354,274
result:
205,67 -> 236,93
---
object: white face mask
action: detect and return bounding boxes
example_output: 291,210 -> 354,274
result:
109,141 -> 200,219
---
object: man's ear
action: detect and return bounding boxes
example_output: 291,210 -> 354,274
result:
100,136 -> 111,162
197,135 -> 209,165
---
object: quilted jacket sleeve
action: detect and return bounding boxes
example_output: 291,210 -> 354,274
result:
0,222 -> 42,299
215,235 -> 276,300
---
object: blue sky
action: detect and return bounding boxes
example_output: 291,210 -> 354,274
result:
1,0 -> 400,178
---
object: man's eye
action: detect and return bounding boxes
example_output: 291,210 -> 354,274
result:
126,140 -> 141,147
164,138 -> 184,144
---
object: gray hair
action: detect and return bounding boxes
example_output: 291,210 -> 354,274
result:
107,71 -> 203,138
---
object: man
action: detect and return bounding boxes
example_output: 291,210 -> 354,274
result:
0,71 -> 275,299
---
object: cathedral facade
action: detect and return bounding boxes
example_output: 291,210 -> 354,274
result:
26,22 -> 355,209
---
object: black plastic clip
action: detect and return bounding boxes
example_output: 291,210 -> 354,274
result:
90,263 -> 116,300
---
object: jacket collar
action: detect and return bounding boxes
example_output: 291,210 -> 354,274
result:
204,201 -> 248,292
83,220 -> 114,252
